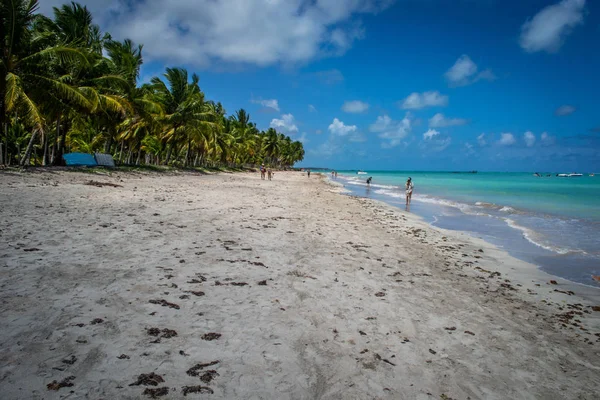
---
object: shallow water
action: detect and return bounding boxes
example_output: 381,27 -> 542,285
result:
329,171 -> 600,287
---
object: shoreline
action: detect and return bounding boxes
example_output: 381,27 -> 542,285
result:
322,173 -> 600,303
1,170 -> 599,399
331,172 -> 600,288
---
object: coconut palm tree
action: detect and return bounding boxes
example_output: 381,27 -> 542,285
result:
1,1 -> 304,168
149,68 -> 218,166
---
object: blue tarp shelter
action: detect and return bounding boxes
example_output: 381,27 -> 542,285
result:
63,153 -> 97,166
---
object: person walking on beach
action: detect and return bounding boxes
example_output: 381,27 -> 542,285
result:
307,169 -> 311,178
405,177 -> 414,206
260,164 -> 266,180
267,169 -> 272,181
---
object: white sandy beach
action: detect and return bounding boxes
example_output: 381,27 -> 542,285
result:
0,170 -> 599,399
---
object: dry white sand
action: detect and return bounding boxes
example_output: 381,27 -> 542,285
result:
0,169 -> 599,400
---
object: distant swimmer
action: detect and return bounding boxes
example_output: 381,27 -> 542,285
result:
366,177 -> 372,185
405,177 -> 414,206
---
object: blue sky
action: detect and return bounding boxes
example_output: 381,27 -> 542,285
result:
42,0 -> 600,171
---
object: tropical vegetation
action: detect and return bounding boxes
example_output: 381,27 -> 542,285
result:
0,0 -> 304,168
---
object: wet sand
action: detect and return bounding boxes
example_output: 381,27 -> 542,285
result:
0,169 -> 599,399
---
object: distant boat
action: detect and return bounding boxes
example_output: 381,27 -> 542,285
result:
556,173 -> 583,177
590,173 -> 595,177
357,170 -> 367,175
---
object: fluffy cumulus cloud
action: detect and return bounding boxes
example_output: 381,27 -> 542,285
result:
251,98 -> 280,112
342,100 -> 369,113
423,129 -> 440,140
524,131 -> 536,147
40,0 -> 395,67
328,118 -> 357,136
498,133 -> 516,146
400,91 -> 448,110
428,113 -> 468,128
519,0 -> 586,53
444,55 -> 496,87
370,114 -> 412,147
270,114 -> 298,133
555,104 -> 576,116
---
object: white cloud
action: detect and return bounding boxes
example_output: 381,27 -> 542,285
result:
420,134 -> 451,152
349,132 -> 367,142
423,129 -> 440,140
519,0 -> 586,53
464,142 -> 475,155
270,113 -> 298,133
342,100 -> 369,113
445,55 -> 477,85
41,0 -> 395,67
328,118 -> 357,136
524,131 -> 536,147
541,132 -> 556,146
444,55 -> 497,87
555,104 -> 576,116
498,133 -> 516,146
315,129 -> 323,134
400,91 -> 448,110
251,98 -> 280,111
477,133 -> 487,146
308,104 -> 317,113
370,114 -> 413,147
421,129 -> 450,152
298,132 -> 309,144
428,113 -> 468,128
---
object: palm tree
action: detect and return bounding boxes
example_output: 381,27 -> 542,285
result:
150,68 -> 217,166
1,0 -> 89,165
1,1 -> 304,168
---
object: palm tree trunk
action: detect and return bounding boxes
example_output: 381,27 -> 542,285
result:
42,131 -> 49,165
52,115 -> 66,166
21,128 -> 41,167
165,143 -> 172,165
136,145 -> 142,165
117,140 -> 123,164
104,136 -> 113,153
185,136 -> 192,167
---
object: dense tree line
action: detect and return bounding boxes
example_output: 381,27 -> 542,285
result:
0,1 -> 305,168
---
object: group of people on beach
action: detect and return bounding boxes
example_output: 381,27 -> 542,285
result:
260,165 -> 273,181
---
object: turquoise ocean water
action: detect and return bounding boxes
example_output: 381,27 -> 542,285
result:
328,171 -> 600,287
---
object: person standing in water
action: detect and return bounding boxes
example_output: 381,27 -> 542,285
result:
405,177 -> 414,206
366,177 -> 372,185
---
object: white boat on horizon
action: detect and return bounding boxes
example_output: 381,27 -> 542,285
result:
556,173 -> 583,177
357,170 -> 368,175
